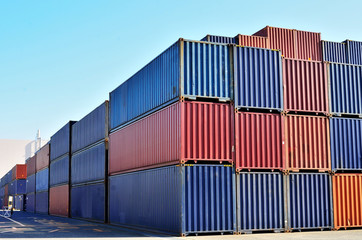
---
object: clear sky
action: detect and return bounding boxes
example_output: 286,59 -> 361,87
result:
1,0 -> 361,140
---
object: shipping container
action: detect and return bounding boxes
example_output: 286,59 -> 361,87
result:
71,142 -> 106,185
235,34 -> 269,48
36,144 -> 50,172
200,35 -> 236,44
345,40 -> 362,65
49,184 -> 69,217
9,179 -> 26,195
72,101 -> 108,153
322,41 -> 347,63
328,63 -> 362,116
294,30 -> 322,61
12,164 -> 27,180
283,59 -> 328,114
71,182 -> 105,222
233,45 -> 283,111
287,173 -> 332,231
36,168 -> 49,192
332,174 -> 362,229
26,156 -> 36,177
330,117 -> 362,172
236,172 -> 285,233
50,156 -> 69,187
26,192 -> 35,213
284,115 -> 330,171
26,174 -> 36,194
36,191 -> 49,214
50,121 -> 76,161
109,101 -> 233,174
235,112 -> 283,171
14,195 -> 24,211
109,165 -> 235,236
110,39 -> 231,131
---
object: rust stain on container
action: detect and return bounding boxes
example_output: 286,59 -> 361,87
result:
109,101 -> 233,175
235,34 -> 269,48
49,184 -> 69,217
333,174 -> 362,230
283,115 -> 330,171
235,112 -> 283,171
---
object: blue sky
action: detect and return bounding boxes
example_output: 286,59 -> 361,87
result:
1,0 -> 361,140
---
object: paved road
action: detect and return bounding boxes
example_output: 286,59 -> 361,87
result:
0,211 -> 362,239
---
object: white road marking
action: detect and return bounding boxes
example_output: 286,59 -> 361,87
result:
0,215 -> 25,226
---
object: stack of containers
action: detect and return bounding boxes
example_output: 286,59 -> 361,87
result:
49,121 -> 76,217
323,39 -> 362,230
70,101 -> 108,222
9,164 -> 27,210
35,144 -> 50,214
26,156 -> 36,212
0,171 -> 12,208
108,39 -> 236,236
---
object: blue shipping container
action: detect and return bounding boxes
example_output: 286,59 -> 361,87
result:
237,172 -> 285,233
346,40 -> 362,65
14,195 -> 24,211
110,39 -> 231,131
109,165 -> 235,236
71,142 -> 105,185
287,173 -> 332,231
50,156 -> 69,187
26,174 -> 36,194
322,41 -> 348,64
328,63 -> 362,116
36,191 -> 49,214
26,192 -> 35,213
36,168 -> 49,192
72,102 -> 108,153
50,121 -> 76,161
0,187 -> 4,197
233,46 -> 283,111
201,35 -> 236,44
9,179 -> 26,195
71,183 -> 105,222
330,117 -> 362,171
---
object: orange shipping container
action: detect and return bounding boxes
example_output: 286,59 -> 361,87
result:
12,164 -> 27,180
36,144 -> 50,172
49,184 -> 69,217
333,174 -> 362,230
235,34 -> 269,49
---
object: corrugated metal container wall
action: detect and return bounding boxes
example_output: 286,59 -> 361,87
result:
283,59 -> 328,114
71,183 -> 105,222
12,164 -> 27,180
109,39 -> 231,130
236,173 -> 284,233
109,165 -> 235,235
329,63 -> 362,116
0,187 -> 4,197
36,144 -> 50,172
284,115 -> 330,171
14,195 -> 24,211
4,184 -> 8,197
27,156 -> 36,176
50,121 -> 75,161
36,168 -> 49,192
322,41 -> 347,63
233,46 -> 283,111
235,112 -> 283,171
333,174 -> 362,229
26,174 -> 36,194
294,30 -> 322,61
200,35 -> 236,44
330,118 -> 362,171
71,142 -> 105,184
50,156 -> 69,187
71,102 -> 108,153
235,34 -> 269,48
36,191 -> 49,214
9,180 -> 26,195
109,101 -> 232,175
49,184 -> 69,217
287,173 -> 332,230
26,192 -> 35,213
346,40 -> 362,65
253,26 -> 296,59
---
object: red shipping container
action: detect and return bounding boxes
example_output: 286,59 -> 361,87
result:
109,101 -> 233,174
49,184 -> 69,217
333,174 -> 362,230
36,144 -> 50,172
283,115 -> 330,172
26,156 -> 36,176
12,164 -> 27,180
283,59 -> 328,114
235,34 -> 269,48
235,112 -> 283,171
